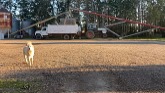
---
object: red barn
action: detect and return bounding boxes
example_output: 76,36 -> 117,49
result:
0,7 -> 12,29
0,7 -> 12,39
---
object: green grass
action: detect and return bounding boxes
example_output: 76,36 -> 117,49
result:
0,79 -> 42,93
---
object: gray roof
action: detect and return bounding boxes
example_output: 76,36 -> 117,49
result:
0,8 -> 10,13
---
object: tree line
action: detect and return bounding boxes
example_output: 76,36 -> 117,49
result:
1,0 -> 165,38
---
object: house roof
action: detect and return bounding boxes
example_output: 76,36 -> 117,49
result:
0,7 -> 10,13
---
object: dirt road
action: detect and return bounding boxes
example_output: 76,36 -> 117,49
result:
0,39 -> 165,92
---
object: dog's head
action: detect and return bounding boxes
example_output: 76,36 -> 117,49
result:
26,41 -> 34,50
27,45 -> 33,50
26,41 -> 32,46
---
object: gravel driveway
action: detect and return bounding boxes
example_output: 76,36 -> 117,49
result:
0,39 -> 165,92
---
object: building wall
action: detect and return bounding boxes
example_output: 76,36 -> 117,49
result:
12,18 -> 20,33
22,20 -> 35,37
0,31 -> 4,39
0,12 -> 12,30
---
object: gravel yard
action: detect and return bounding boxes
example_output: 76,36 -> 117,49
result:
0,39 -> 165,92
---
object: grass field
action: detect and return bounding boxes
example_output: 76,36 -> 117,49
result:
0,39 -> 165,92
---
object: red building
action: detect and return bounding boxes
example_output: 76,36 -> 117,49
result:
0,7 -> 12,30
0,7 -> 12,39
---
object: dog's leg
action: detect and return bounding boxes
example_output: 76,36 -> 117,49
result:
29,57 -> 33,66
31,57 -> 33,65
28,57 -> 32,66
24,55 -> 28,64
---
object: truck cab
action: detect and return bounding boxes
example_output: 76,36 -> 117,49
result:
35,27 -> 48,39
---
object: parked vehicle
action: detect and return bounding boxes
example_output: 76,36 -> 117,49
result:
35,24 -> 81,40
81,23 -> 107,39
35,18 -> 82,39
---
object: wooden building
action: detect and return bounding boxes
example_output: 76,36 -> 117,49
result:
0,7 -> 12,39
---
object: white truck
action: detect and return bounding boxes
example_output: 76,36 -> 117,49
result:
35,24 -> 81,39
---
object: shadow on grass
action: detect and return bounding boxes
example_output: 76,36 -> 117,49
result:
2,65 -> 165,92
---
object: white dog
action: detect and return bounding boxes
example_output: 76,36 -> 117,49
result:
23,41 -> 34,66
